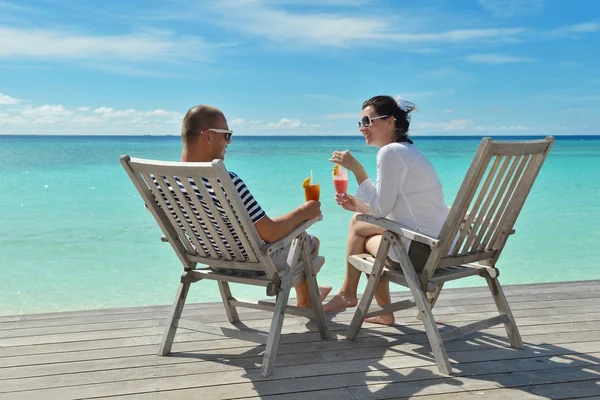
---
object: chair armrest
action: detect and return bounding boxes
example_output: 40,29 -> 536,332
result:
356,214 -> 440,248
261,215 -> 323,256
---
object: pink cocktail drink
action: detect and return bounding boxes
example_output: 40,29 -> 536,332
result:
333,166 -> 348,198
333,178 -> 348,194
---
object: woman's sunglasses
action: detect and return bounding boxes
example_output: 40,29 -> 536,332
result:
358,115 -> 389,129
206,128 -> 233,142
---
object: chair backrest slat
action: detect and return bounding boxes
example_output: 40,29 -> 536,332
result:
121,162 -> 194,269
162,173 -> 214,259
177,175 -> 234,261
475,154 -> 531,252
438,138 -> 494,257
487,150 -> 550,263
206,176 -> 259,263
451,154 -> 504,256
121,156 -> 278,277
141,172 -> 200,257
431,137 -> 553,271
464,154 -> 525,254
213,162 -> 269,265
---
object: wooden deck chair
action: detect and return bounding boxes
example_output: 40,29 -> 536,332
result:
120,156 -> 330,377
345,136 -> 554,375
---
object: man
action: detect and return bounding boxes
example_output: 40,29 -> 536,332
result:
177,105 -> 331,307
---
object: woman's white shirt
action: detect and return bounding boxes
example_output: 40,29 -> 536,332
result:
355,142 -> 449,262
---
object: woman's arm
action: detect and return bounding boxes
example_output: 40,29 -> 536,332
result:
356,146 -> 406,218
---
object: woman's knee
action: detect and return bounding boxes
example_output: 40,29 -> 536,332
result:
349,213 -> 361,231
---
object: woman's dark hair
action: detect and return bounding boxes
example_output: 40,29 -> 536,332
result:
362,95 -> 418,144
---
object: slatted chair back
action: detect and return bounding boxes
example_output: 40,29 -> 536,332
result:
121,156 -> 279,278
423,136 -> 554,278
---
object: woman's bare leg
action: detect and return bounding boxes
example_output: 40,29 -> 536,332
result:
362,235 -> 395,326
324,214 -> 384,312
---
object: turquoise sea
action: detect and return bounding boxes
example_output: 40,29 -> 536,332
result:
1,135 -> 599,316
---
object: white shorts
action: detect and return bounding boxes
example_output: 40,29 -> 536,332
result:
270,234 -> 318,272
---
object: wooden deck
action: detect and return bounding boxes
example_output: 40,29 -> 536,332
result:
1,280 -> 599,399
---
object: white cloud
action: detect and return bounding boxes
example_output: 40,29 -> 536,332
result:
0,102 -> 184,134
443,109 -> 453,114
206,2 -> 527,48
465,53 -> 536,64
21,104 -> 73,116
139,109 -> 180,117
229,118 -> 245,125
266,117 -> 302,129
550,22 -> 600,37
474,124 -> 541,132
477,0 -> 544,18
0,27 -> 212,63
0,92 -> 21,104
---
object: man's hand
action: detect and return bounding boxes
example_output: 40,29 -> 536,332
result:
298,200 -> 321,221
255,200 -> 321,243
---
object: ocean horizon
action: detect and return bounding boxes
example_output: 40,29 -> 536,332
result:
1,134 -> 599,316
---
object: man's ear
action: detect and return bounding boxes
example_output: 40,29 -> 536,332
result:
201,129 -> 211,143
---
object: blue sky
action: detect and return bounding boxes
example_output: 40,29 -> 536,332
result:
0,0 -> 598,135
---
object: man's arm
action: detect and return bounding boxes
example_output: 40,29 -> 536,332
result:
254,201 -> 321,243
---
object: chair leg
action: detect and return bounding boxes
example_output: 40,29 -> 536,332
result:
261,237 -> 300,377
218,281 -> 239,324
417,283 -> 443,321
158,272 -> 192,356
300,234 -> 330,339
346,232 -> 392,340
391,236 -> 452,375
486,276 -> 523,349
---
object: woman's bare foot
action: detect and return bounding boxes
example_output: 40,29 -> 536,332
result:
319,286 -> 332,301
323,293 -> 358,312
364,313 -> 395,326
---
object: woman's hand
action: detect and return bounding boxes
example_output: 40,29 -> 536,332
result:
335,194 -> 366,213
329,149 -> 369,186
329,149 -> 361,173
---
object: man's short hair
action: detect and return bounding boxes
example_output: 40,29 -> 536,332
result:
181,105 -> 224,145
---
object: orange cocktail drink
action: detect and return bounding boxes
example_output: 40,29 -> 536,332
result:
304,183 -> 320,202
302,174 -> 320,202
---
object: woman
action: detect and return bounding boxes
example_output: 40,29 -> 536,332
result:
323,95 -> 449,325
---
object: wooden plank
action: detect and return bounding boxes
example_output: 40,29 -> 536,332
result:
3,291 -> 600,338
440,314 -> 509,341
1,279 -> 597,324
3,329 -> 598,384
177,319 -> 268,345
3,332 -> 599,394
2,302 -> 600,353
2,301 -> 599,362
2,350 -> 597,400
2,282 -> 600,327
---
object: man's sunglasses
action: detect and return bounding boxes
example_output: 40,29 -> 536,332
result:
206,128 -> 233,142
358,115 -> 389,129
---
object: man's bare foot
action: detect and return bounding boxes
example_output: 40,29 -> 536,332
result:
323,293 -> 358,312
296,286 -> 332,308
364,313 -> 395,326
319,286 -> 332,301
